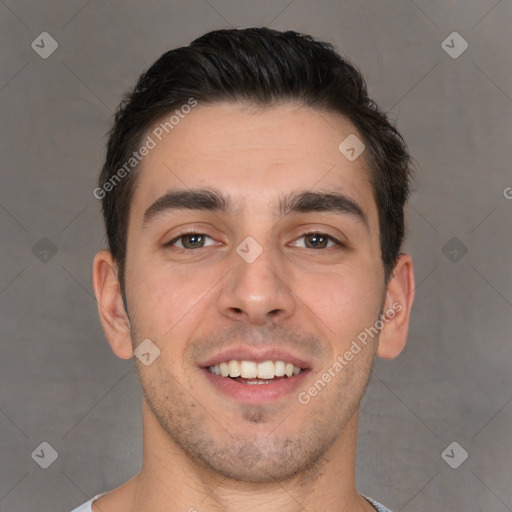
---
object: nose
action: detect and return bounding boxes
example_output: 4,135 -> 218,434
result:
217,238 -> 297,326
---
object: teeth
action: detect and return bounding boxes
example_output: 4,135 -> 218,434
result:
207,360 -> 303,379
228,360 -> 241,378
274,360 -> 286,377
257,361 -> 275,380
241,361 -> 258,379
219,361 -> 229,377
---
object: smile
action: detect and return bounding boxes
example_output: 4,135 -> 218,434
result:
208,359 -> 303,383
202,360 -> 309,404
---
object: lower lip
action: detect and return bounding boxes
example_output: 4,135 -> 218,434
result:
201,368 -> 310,404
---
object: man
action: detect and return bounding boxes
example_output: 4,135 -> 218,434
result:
75,27 -> 415,512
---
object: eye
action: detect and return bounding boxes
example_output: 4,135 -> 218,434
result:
166,232 -> 217,250
291,232 -> 343,249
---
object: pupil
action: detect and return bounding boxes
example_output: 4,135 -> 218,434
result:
307,233 -> 326,248
184,234 -> 203,248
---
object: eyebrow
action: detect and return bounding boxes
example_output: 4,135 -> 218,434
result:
279,190 -> 369,230
142,187 -> 369,230
143,189 -> 230,227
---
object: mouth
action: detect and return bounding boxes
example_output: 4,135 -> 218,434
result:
201,357 -> 311,404
208,359 -> 303,382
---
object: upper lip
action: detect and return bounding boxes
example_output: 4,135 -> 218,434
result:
199,347 -> 312,370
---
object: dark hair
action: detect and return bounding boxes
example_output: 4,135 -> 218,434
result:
99,27 -> 412,292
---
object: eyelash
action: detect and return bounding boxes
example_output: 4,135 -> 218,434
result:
165,232 -> 218,250
165,230 -> 345,250
293,228 -> 345,249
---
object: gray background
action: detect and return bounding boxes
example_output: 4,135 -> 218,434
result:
1,1 -> 511,511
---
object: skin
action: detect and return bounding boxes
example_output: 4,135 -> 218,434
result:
92,102 -> 415,512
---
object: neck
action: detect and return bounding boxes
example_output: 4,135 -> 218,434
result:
126,402 -> 373,512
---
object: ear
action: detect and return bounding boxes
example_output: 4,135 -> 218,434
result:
377,253 -> 415,359
92,250 -> 134,360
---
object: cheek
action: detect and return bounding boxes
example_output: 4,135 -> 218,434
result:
298,268 -> 383,346
130,263 -> 218,341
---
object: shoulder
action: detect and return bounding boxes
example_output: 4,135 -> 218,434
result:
363,495 -> 394,512
72,474 -> 139,512
70,493 -> 107,512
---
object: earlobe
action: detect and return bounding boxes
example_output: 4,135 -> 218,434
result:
377,253 -> 415,359
92,250 -> 134,360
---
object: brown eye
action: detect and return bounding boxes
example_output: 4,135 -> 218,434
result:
292,232 -> 341,249
167,233 -> 216,249
181,234 -> 205,249
304,233 -> 330,249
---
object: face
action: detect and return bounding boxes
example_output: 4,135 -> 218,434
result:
123,102 -> 386,482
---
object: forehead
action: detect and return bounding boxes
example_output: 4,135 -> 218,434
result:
130,102 -> 377,225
